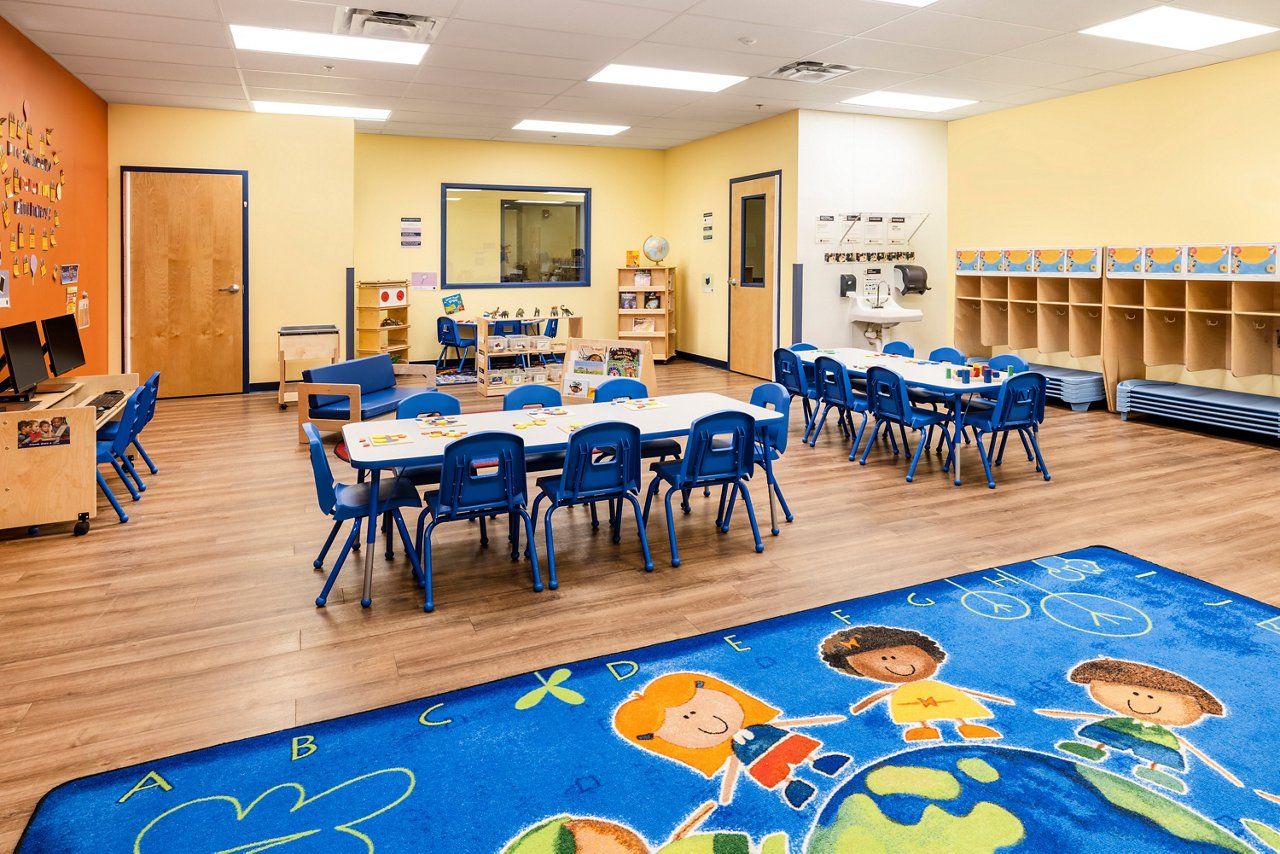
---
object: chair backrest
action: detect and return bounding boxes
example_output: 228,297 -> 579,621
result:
595,377 -> 648,403
542,317 -> 559,339
678,410 -> 756,486
558,421 -> 642,501
397,390 -> 462,419
436,432 -> 529,516
504,385 -> 562,411
988,353 -> 1030,373
492,319 -> 522,336
865,366 -> 913,424
813,355 -> 860,410
882,340 -> 914,357
302,422 -> 337,515
437,316 -> 459,346
789,342 -> 818,352
928,346 -> 967,365
143,372 -> 161,426
110,387 -> 146,457
749,382 -> 790,455
772,348 -> 809,400
990,372 -> 1047,430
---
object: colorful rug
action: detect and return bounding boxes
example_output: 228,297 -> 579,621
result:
18,547 -> 1280,853
436,369 -> 477,386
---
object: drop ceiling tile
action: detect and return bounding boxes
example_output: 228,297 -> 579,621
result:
645,14 -> 849,57
1003,33 -> 1183,71
241,70 -> 412,97
606,42 -> 803,77
660,101 -> 789,122
235,52 -> 423,82
1122,53 -> 1226,77
687,0 -> 911,36
412,64 -> 575,95
55,55 -> 244,84
1165,0 -> 1280,28
216,0 -> 340,31
861,10 -> 1058,55
938,55 -> 1094,87
400,82 -> 552,106
244,88 -> 404,110
1054,70 -> 1144,93
809,38 -> 983,74
988,87 -> 1074,106
77,74 -> 246,100
421,44 -> 602,80
389,111 -> 517,127
29,31 -> 235,66
553,81 -> 704,107
883,75 -> 1031,101
1195,30 -> 1280,60
514,106 -> 650,125
15,0 -> 221,19
354,121 -> 386,133
430,18 -> 634,62
95,90 -> 250,111
629,115 -> 739,133
725,77 -> 871,105
393,98 -> 528,117
449,0 -> 675,38
0,2 -> 230,47
825,67 -> 926,91
589,0 -> 700,12
927,0 -> 1155,32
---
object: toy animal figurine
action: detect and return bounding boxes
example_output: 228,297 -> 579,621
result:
533,306 -> 541,318
489,306 -> 500,317
515,307 -> 525,318
498,309 -> 510,318
550,306 -> 560,317
559,304 -> 574,316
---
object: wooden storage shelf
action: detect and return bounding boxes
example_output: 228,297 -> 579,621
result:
1103,307 -> 1146,408
356,324 -> 411,331
618,266 -> 675,360
355,280 -> 410,362
980,300 -> 1009,347
1008,279 -> 1037,302
474,314 -> 584,397
956,277 -> 981,300
1145,280 -> 1186,310
1144,309 -> 1186,366
1187,281 -> 1232,313
1185,312 -> 1232,372
1105,279 -> 1144,308
955,298 -> 986,357
1070,305 -> 1103,358
1038,304 -> 1070,354
1231,316 -> 1280,376
980,277 -> 1007,300
1008,303 -> 1039,350
1233,281 -> 1280,315
1038,278 -> 1069,303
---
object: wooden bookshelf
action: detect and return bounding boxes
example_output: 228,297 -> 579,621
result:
618,266 -> 675,361
355,280 -> 410,362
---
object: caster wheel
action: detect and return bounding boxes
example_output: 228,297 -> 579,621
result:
315,597 -> 327,607
279,404 -> 288,411
73,521 -> 90,536
28,525 -> 40,536
360,597 -> 372,608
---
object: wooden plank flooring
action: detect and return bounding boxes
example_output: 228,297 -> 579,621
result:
1,360 -> 1277,846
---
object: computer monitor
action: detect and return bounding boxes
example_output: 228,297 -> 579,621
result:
0,321 -> 50,399
41,314 -> 86,376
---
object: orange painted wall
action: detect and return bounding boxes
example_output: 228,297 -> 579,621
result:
0,17 -> 107,375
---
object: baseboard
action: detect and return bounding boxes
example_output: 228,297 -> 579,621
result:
674,351 -> 729,370
248,381 -> 279,393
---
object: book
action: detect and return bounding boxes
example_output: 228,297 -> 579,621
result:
634,270 -> 652,287
619,292 -> 638,310
632,317 -> 655,332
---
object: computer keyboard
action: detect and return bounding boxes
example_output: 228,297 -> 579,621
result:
89,390 -> 125,415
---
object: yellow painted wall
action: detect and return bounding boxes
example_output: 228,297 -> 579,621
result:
354,135 -> 664,351
664,112 -> 799,363
949,51 -> 1280,392
107,105 -> 355,384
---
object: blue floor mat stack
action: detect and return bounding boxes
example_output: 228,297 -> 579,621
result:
1117,379 -> 1280,438
1028,364 -> 1106,411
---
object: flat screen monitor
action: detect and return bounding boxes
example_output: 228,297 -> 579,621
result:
0,321 -> 50,396
41,314 -> 86,376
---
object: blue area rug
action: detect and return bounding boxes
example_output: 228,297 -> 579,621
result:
18,547 -> 1280,853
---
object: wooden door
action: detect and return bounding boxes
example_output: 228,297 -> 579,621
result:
125,170 -> 245,397
729,173 -> 779,378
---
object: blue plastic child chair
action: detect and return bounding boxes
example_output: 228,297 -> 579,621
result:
643,410 -> 763,567
531,421 -> 653,588
790,341 -> 819,387
595,378 -> 681,461
773,348 -> 818,438
415,432 -> 543,612
960,371 -> 1050,489
304,423 -> 423,608
883,340 -> 914,357
95,387 -> 146,523
739,382 -> 795,536
807,356 -> 870,459
435,316 -> 476,372
860,366 -> 955,482
504,385 -> 562,411
98,371 -> 161,477
393,391 -> 463,486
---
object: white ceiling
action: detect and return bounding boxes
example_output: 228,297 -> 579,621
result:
5,0 -> 1280,148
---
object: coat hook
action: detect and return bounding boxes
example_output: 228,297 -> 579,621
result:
1164,315 -> 1177,323
1088,310 -> 1099,318
1206,318 -> 1219,327
1125,312 -> 1137,320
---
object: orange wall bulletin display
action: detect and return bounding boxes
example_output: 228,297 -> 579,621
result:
0,18 -> 107,374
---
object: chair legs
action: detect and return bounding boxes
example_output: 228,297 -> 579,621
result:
314,520 -> 342,568
109,458 -> 140,501
132,439 -> 159,475
96,470 -> 128,523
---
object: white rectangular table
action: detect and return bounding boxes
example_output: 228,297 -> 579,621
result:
795,348 -> 1008,486
341,392 -> 784,606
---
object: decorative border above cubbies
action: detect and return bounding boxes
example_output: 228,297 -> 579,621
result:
954,247 -> 1103,278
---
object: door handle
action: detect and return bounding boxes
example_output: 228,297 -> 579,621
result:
219,284 -> 242,294
728,278 -> 738,287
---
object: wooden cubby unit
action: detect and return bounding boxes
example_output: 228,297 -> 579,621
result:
955,299 -> 986,356
1038,304 -> 1070,353
1185,312 -> 1232,372
1008,303 -> 1039,350
1103,307 -> 1145,408
1145,280 -> 1186,310
1038,278 -> 1069,304
1233,281 -> 1280,316
1232,316 -> 1280,376
981,300 -> 1009,347
1105,279 -> 1144,308
1144,309 -> 1187,366
618,266 -> 676,361
1008,279 -> 1037,302
1070,279 -> 1102,306
1070,305 -> 1103,357
956,278 -> 981,300
1187,281 -> 1232,313
355,280 -> 410,361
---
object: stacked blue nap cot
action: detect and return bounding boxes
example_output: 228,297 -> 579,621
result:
1116,380 -> 1280,439
1028,363 -> 1105,412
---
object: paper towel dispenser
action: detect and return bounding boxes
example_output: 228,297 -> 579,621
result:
894,264 -> 929,296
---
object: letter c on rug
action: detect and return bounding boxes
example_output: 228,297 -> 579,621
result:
118,771 -> 173,804
606,661 -> 639,681
418,704 -> 452,727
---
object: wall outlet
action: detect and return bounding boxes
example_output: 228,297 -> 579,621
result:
702,275 -> 713,293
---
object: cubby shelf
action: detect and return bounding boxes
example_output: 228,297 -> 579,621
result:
618,267 -> 675,360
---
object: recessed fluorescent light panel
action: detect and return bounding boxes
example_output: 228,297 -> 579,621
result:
513,119 -> 629,136
589,64 -> 746,93
1081,7 -> 1277,51
253,101 -> 390,121
874,0 -> 940,6
230,24 -> 429,64
842,91 -> 975,113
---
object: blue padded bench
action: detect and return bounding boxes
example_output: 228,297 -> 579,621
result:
296,354 -> 429,443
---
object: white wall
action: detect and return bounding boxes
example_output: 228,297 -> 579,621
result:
796,110 -> 950,353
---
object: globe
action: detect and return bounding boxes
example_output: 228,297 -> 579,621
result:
643,235 -> 670,264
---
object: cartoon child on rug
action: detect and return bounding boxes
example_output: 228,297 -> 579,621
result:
1035,658 -> 1244,795
820,626 -> 1015,742
614,672 -> 850,829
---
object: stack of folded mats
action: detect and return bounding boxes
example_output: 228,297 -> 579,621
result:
1116,380 -> 1280,438
1028,363 -> 1106,411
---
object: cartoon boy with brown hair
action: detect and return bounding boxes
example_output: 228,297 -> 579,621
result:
820,625 -> 1014,742
1036,658 -> 1243,794
614,672 -> 849,822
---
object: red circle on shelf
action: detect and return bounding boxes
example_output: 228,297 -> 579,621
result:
380,291 -> 389,303
397,290 -> 405,301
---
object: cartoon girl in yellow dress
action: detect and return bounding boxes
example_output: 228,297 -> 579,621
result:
614,672 -> 849,829
820,626 -> 1014,742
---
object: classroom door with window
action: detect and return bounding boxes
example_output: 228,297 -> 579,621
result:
728,172 -> 779,379
124,169 -> 246,397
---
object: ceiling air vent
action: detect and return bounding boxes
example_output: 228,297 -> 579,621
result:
335,8 -> 442,43
767,61 -> 857,84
